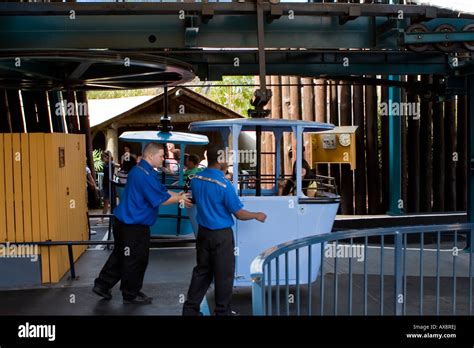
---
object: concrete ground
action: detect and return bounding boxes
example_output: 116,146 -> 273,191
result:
0,214 -> 472,316
0,216 -> 204,316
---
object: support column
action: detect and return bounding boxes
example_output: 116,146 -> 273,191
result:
105,125 -> 118,163
388,77 -> 403,215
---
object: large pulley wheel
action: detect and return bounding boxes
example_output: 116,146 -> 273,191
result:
406,24 -> 430,52
462,24 -> 474,51
0,50 -> 195,91
434,24 -> 458,52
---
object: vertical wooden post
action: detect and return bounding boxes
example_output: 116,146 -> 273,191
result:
271,76 -> 283,182
282,76 -> 292,177
330,80 -> 341,192
445,96 -> 457,211
406,76 -> 420,212
22,91 -> 39,133
6,90 -> 24,133
259,76 -> 273,189
77,91 -> 95,179
289,76 -> 300,169
302,77 -> 314,166
457,94 -> 468,211
315,79 -> 328,176
419,75 -> 433,212
432,75 -> 445,212
340,83 -> 354,214
48,91 -> 65,133
365,82 -> 380,214
34,91 -> 52,133
64,91 -> 80,133
0,89 -> 11,132
353,83 -> 367,215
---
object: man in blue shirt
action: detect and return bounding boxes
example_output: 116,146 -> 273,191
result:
182,146 -> 267,316
93,142 -> 192,304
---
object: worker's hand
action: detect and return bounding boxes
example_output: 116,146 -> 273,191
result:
178,192 -> 193,208
255,212 -> 267,223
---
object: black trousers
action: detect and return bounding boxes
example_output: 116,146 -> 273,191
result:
94,219 -> 150,300
182,225 -> 235,316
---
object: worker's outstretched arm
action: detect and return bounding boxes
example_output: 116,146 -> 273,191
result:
234,209 -> 267,223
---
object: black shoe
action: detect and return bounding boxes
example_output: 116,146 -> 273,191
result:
215,309 -> 239,316
123,292 -> 153,305
92,285 -> 112,300
137,291 -> 153,301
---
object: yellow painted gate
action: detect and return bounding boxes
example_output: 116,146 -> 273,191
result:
0,133 -> 88,283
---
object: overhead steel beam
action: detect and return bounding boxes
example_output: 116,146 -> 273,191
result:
0,2 -> 473,83
0,2 -> 472,19
0,49 -> 457,88
0,14 -> 376,50
171,49 -> 454,78
1,3 -> 474,51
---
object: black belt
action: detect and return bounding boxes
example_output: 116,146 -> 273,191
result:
198,225 -> 232,232
115,218 -> 148,229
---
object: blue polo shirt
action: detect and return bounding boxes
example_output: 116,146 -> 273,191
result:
114,159 -> 171,226
190,168 -> 243,230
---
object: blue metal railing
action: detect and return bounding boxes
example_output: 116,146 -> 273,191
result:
250,223 -> 474,316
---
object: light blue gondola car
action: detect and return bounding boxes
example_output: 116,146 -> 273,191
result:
118,130 -> 209,238
189,118 -> 341,286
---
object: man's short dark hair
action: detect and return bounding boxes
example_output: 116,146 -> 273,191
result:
143,142 -> 164,157
206,145 -> 224,166
187,154 -> 200,165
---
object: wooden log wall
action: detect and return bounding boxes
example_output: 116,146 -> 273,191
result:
261,74 -> 468,215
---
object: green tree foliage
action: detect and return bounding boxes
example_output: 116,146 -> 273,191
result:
193,76 -> 255,117
93,149 -> 104,173
87,88 -> 161,100
86,76 -> 255,116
